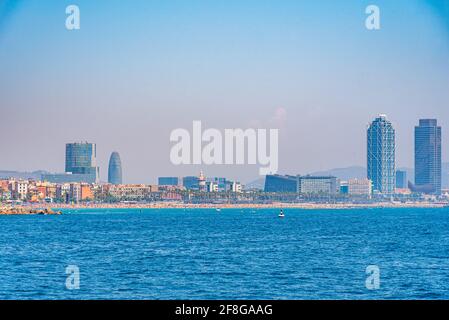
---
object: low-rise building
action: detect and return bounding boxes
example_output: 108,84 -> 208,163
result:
81,184 -> 94,201
107,184 -> 158,201
298,176 -> 338,195
348,178 -> 372,197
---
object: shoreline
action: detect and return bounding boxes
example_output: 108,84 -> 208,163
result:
2,202 -> 447,212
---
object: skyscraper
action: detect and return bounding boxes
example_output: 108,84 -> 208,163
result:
415,119 -> 441,194
63,142 -> 99,183
108,152 -> 123,185
367,115 -> 396,194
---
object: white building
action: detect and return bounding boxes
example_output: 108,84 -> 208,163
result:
348,179 -> 372,197
15,180 -> 29,200
206,181 -> 219,192
231,182 -> 242,193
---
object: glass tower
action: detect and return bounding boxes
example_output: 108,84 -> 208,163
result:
415,119 -> 441,194
65,142 -> 99,183
108,152 -> 123,185
367,115 -> 396,194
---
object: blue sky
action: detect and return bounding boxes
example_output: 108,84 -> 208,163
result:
1,0 -> 449,183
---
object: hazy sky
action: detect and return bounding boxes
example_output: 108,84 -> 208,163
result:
1,0 -> 449,183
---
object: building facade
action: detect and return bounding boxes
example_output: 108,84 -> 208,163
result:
298,176 -> 337,195
367,115 -> 396,194
182,176 -> 200,190
264,175 -> 298,193
348,178 -> 372,197
415,119 -> 441,194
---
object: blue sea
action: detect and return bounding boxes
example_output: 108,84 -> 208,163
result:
1,208 -> 449,300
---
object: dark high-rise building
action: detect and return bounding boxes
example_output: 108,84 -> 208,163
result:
108,152 -> 123,185
44,142 -> 100,183
396,170 -> 407,189
367,115 -> 396,194
264,175 -> 298,193
415,119 -> 441,194
41,142 -> 99,184
264,174 -> 338,194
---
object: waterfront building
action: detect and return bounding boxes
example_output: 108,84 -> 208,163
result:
348,178 -> 372,197
396,170 -> 408,189
264,175 -> 298,193
13,180 -> 29,201
206,181 -> 219,192
56,183 -> 71,203
367,115 -> 396,194
183,176 -> 200,190
264,174 -> 337,194
158,177 -> 179,186
80,184 -> 94,201
107,184 -> 158,201
415,119 -> 442,194
231,181 -> 242,193
339,181 -> 349,194
298,176 -> 338,195
0,180 -> 9,193
207,177 -> 228,192
108,152 -> 123,185
198,171 -> 206,192
69,183 -> 81,203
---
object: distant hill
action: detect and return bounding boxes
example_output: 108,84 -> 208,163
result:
310,166 -> 366,181
244,177 -> 265,190
396,164 -> 449,189
0,170 -> 49,180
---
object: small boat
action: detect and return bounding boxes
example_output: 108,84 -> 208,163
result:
216,208 -> 221,212
278,210 -> 285,218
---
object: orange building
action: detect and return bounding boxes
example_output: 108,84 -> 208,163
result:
0,180 -> 9,192
80,184 -> 94,201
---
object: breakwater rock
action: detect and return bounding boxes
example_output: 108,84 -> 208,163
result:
0,207 -> 62,215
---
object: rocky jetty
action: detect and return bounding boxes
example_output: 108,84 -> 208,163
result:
0,207 -> 62,215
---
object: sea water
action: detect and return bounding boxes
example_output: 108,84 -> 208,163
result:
1,208 -> 449,299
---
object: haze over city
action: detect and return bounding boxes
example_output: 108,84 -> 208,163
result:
1,0 -> 449,184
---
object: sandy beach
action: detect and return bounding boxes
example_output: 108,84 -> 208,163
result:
0,201 -> 445,212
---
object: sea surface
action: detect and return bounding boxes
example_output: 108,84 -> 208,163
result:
1,208 -> 449,300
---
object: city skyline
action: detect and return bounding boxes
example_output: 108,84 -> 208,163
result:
0,114 -> 448,186
1,1 -> 449,184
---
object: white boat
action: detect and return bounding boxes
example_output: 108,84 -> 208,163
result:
216,208 -> 221,212
278,209 -> 285,218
